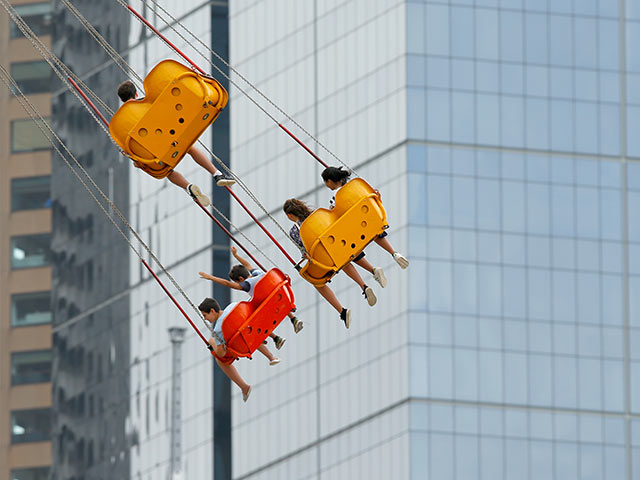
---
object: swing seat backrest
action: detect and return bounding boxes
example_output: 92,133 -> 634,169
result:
297,178 -> 388,286
220,268 -> 295,359
109,59 -> 228,179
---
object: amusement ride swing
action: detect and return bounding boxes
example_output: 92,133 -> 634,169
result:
2,0 -> 396,364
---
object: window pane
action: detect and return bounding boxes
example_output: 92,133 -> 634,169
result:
11,409 -> 51,444
10,467 -> 50,480
11,118 -> 51,153
9,3 -> 52,38
11,350 -> 52,385
11,234 -> 51,269
10,61 -> 52,95
11,292 -> 51,327
11,176 -> 51,211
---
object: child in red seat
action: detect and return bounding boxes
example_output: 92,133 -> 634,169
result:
200,297 -> 255,402
199,247 -> 303,348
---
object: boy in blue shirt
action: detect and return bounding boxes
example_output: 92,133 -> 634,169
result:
199,247 -> 303,349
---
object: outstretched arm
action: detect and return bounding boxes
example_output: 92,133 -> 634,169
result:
199,272 -> 243,290
231,246 -> 253,271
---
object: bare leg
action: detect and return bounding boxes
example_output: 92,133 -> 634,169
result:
374,236 -> 396,255
342,263 -> 366,289
167,170 -> 189,189
354,256 -> 375,274
212,345 -> 250,395
257,343 -> 276,361
188,146 -> 220,176
315,284 -> 343,313
215,359 -> 250,393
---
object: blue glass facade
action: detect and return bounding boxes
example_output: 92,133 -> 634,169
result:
408,1 -> 640,478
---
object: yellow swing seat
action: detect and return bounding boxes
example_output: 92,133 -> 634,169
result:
298,178 -> 388,286
109,59 -> 229,179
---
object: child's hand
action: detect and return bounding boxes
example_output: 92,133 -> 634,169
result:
199,272 -> 213,280
231,246 -> 237,256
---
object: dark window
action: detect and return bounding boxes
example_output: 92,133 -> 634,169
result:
11,118 -> 51,153
10,466 -> 50,480
10,61 -> 52,95
9,2 -> 52,38
11,350 -> 52,385
11,176 -> 51,211
11,408 -> 51,443
11,291 -> 52,326
11,234 -> 51,269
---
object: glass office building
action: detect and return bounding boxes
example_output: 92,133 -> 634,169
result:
228,1 -> 640,478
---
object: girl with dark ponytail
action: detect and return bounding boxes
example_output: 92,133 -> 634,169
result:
320,166 -> 410,271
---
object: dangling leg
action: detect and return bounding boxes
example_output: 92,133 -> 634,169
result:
354,256 -> 387,288
315,284 -> 352,328
287,311 -> 303,333
374,235 -> 409,269
257,344 -> 280,365
187,146 -> 235,186
212,344 -> 251,401
168,170 -> 210,206
343,263 -> 377,306
269,332 -> 286,350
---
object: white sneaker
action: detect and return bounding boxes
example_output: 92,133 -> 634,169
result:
362,286 -> 377,306
187,184 -> 210,207
372,267 -> 387,288
392,252 -> 409,269
242,385 -> 252,402
269,358 -> 281,366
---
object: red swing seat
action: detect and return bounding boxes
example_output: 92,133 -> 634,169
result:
211,268 -> 295,362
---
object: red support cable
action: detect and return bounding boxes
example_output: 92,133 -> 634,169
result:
128,4 -> 329,170
68,77 -> 109,126
141,259 -> 211,348
70,64 -> 295,269
193,199 -> 267,272
224,186 -> 297,266
278,123 -> 328,168
127,4 -> 206,75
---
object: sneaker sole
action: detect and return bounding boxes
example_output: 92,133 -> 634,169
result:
243,385 -> 252,402
294,323 -> 303,333
394,255 -> 409,269
364,287 -> 377,306
270,358 -> 281,366
344,310 -> 352,329
216,179 -> 236,187
276,339 -> 286,350
373,268 -> 387,288
189,185 -> 211,207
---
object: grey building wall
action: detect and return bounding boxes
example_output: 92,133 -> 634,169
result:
228,0 -> 640,479
50,1 -> 131,478
407,1 -> 640,479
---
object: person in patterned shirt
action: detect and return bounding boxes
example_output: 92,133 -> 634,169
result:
283,198 -> 380,328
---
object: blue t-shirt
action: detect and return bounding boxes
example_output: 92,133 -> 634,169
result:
211,301 -> 238,345
238,269 -> 263,298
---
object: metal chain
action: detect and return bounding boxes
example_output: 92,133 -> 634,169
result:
61,0 -> 145,90
0,56 -> 212,336
60,0 -> 296,265
0,0 -> 115,136
139,0 -> 356,176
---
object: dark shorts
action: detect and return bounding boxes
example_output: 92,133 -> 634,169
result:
378,231 -> 388,239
